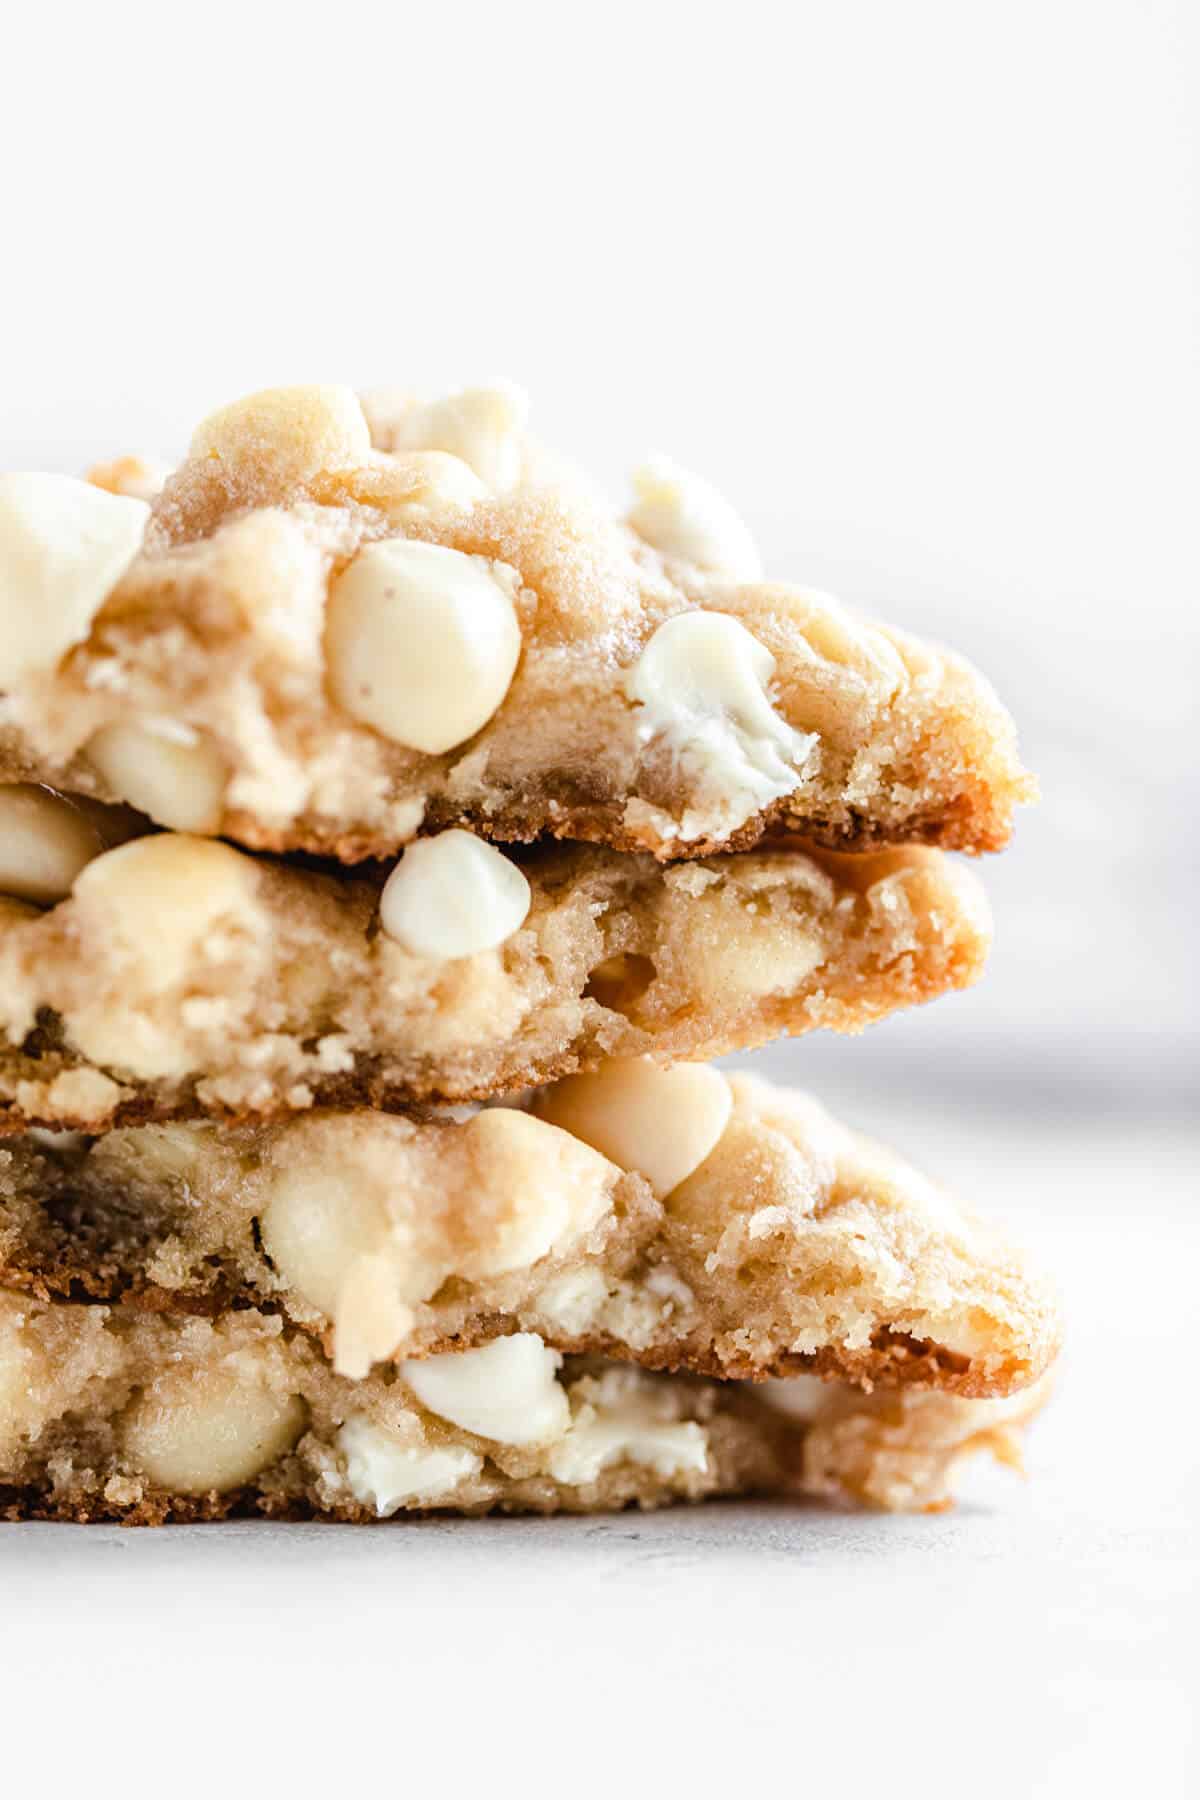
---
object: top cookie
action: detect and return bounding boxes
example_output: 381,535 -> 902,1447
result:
0,383 -> 1034,863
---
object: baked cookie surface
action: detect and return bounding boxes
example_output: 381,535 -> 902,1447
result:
0,803 -> 990,1129
0,384 -> 1034,862
0,1291 -> 1049,1521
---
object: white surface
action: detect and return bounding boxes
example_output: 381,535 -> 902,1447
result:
3,1105 -> 1197,1794
2,0 -> 1196,1110
1,4 -> 1195,1789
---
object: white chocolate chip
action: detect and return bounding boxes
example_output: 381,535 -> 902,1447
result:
548,1370 -> 708,1486
627,456 -> 762,578
189,384 -> 371,482
0,473 -> 149,684
262,1109 -> 610,1376
331,1254 -> 414,1381
326,539 -> 522,754
375,382 -> 530,491
533,1059 -> 732,1197
402,1335 -> 570,1446
623,610 -> 817,840
336,1417 -> 481,1516
380,830 -> 530,960
0,785 -> 104,905
121,1363 -> 306,1494
87,720 -> 228,834
534,1267 -> 611,1335
260,1162 -> 392,1322
390,450 -> 488,514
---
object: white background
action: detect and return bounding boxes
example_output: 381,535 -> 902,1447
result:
1,2 -> 1196,1793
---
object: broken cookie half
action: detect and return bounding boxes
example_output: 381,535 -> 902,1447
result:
0,1292 -> 1051,1521
0,382 -> 1033,864
0,1069 -> 1060,1397
0,803 -> 990,1130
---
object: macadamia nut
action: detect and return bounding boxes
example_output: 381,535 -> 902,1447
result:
87,720 -> 228,834
0,784 -> 104,905
532,1058 -> 732,1197
121,1362 -> 306,1494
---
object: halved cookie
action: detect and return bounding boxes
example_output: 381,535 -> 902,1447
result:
0,1069 -> 1059,1395
0,812 -> 989,1130
0,383 -> 1033,863
0,1293 -> 1050,1521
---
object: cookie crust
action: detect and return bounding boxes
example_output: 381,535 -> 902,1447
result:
0,1292 -> 1051,1521
0,832 -> 990,1130
0,1074 -> 1060,1396
1,385 -> 1034,863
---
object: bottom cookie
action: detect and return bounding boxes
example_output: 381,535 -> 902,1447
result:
0,1292 -> 1048,1522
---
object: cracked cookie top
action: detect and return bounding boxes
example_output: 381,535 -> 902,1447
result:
0,382 -> 1034,862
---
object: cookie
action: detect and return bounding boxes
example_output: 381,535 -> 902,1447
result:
0,383 -> 1033,863
0,1291 -> 1050,1520
0,807 -> 989,1129
0,1069 -> 1059,1395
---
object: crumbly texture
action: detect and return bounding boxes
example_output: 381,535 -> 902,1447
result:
0,832 -> 989,1130
0,1292 -> 1050,1521
0,1075 -> 1059,1396
788,1375 -> 1050,1513
0,390 -> 1033,863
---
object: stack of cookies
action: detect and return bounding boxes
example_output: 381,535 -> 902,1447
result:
0,383 -> 1058,1523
